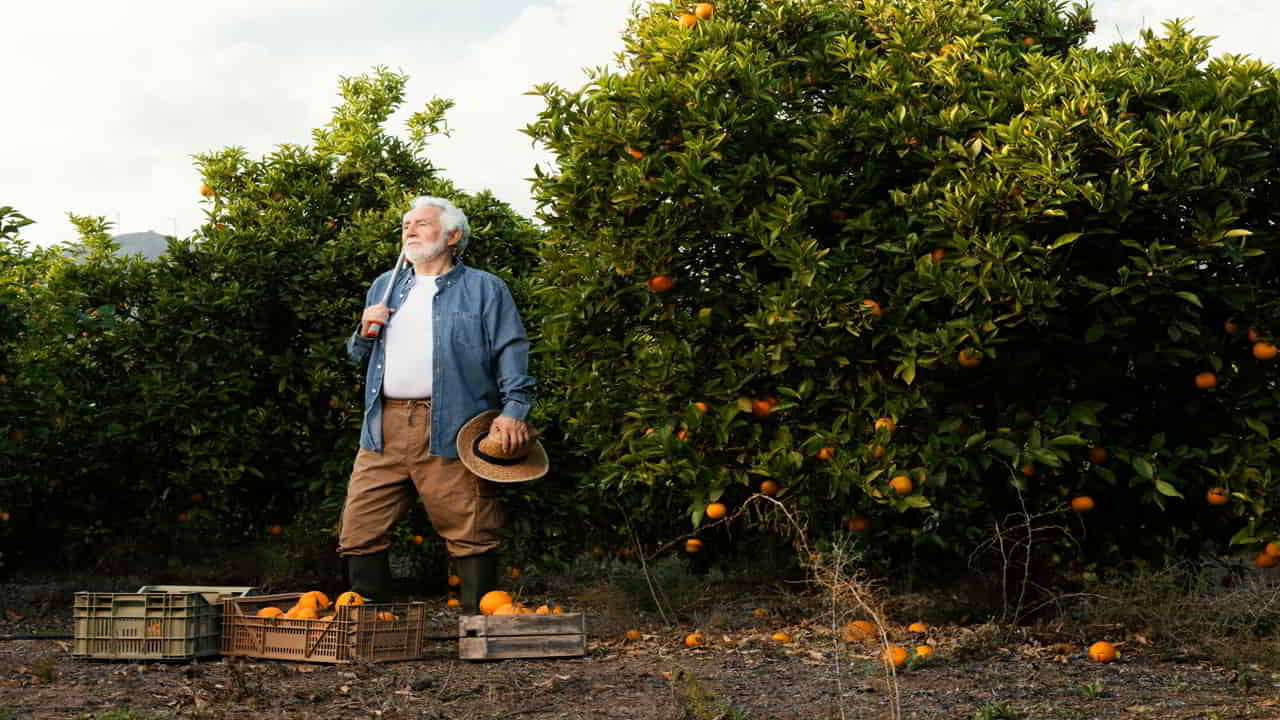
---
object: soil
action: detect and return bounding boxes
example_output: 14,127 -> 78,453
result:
0,581 -> 1277,720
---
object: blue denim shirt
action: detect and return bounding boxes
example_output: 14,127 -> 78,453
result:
346,262 -> 535,458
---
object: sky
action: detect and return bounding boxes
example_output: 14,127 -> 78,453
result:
4,0 -> 1279,248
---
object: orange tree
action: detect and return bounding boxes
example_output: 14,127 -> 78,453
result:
0,69 -> 542,574
526,0 -> 1279,577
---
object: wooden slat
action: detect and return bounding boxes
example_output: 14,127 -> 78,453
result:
459,614 -> 585,638
458,633 -> 585,660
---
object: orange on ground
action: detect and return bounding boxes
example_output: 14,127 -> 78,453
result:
1206,487 -> 1229,506
551,605 -> 564,614
693,3 -> 714,20
907,621 -> 928,633
446,598 -> 461,607
753,608 -> 768,618
816,446 -> 835,461
1195,371 -> 1217,389
1254,342 -> 1277,360
1088,641 -> 1117,662
874,417 -> 896,433
684,632 -> 704,647
771,632 -> 792,643
1266,542 -> 1280,558
759,480 -> 779,497
1255,552 -> 1278,569
890,475 -> 913,495
479,591 -> 514,616
705,502 -> 727,520
841,620 -> 876,643
626,630 -> 642,641
1087,445 -> 1108,465
846,515 -> 869,533
860,299 -> 882,317
685,538 -> 703,553
535,604 -> 551,614
915,644 -> 934,660
677,13 -> 697,28
335,591 -> 364,607
646,274 -> 675,293
1070,496 -> 1095,513
957,348 -> 982,369
883,646 -> 909,669
256,607 -> 284,618
448,574 -> 462,587
493,603 -> 519,615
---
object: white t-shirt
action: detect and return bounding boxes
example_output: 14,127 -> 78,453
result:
382,272 -> 438,399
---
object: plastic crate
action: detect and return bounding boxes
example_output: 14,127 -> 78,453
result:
221,593 -> 427,663
73,585 -> 256,661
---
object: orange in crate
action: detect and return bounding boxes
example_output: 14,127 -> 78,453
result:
222,593 -> 426,663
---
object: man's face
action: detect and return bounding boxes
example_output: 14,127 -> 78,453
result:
401,205 -> 455,264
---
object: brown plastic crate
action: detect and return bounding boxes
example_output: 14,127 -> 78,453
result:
73,586 -> 255,661
221,593 -> 427,663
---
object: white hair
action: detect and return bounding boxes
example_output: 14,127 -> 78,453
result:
405,196 -> 471,259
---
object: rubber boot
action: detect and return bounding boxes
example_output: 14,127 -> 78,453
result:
457,552 -> 499,614
346,551 -> 393,603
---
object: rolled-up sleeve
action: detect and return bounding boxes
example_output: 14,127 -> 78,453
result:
486,279 -> 535,420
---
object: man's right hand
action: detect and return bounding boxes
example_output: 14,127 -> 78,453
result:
361,304 -> 392,337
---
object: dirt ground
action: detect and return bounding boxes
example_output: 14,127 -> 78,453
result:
0,580 -> 1277,720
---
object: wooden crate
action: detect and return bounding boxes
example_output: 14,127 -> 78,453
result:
458,614 -> 586,660
221,593 -> 427,664
73,586 -> 255,661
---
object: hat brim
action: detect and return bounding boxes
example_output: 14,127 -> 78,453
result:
456,410 -> 550,483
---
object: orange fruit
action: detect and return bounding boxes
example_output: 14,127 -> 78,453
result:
675,429 -> 690,442
846,515 -> 869,533
626,630 -> 642,641
705,502 -> 727,520
535,604 -> 551,614
479,591 -> 514,616
684,632 -> 704,647
677,13 -> 697,28
693,2 -> 714,20
411,535 -> 424,545
1087,445 -> 1108,465
759,480 -> 780,496
301,591 -> 331,610
1088,641 -> 1116,662
907,621 -> 928,633
889,475 -> 913,495
1206,487 -> 1229,506
493,603 -> 519,615
1021,464 -> 1036,477
376,611 -> 398,621
867,443 -> 886,459
930,248 -> 945,263
626,148 -> 645,160
646,275 -> 675,293
446,598 -> 461,608
200,183 -> 215,197
1022,36 -> 1037,46
915,645 -> 934,660
883,645 -> 909,669
448,574 -> 462,587
841,620 -> 876,643
860,299 -> 882,317
256,606 -> 284,618
551,605 -> 564,614
1253,342 -> 1277,360
1254,552 -> 1278,569
509,567 -> 522,580
1265,542 -> 1280,558
1247,327 -> 1263,342
753,608 -> 768,618
267,524 -> 283,536
685,538 -> 703,553
1195,371 -> 1217,389
692,401 -> 709,414
874,417 -> 896,433
292,607 -> 318,620
1224,319 -> 1238,334
1070,496 -> 1095,513
751,398 -> 775,418
816,446 -> 835,461
957,349 -> 982,369
335,591 -> 365,607
771,632 -> 792,643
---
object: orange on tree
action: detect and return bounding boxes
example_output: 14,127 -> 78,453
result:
1088,641 -> 1117,663
1248,327 -> 1263,342
759,479 -> 779,496
883,645 -> 909,669
957,348 -> 982,368
684,632 -> 704,647
626,147 -> 645,160
692,401 -> 709,414
1253,341 -> 1277,360
874,417 -> 896,433
1087,445 -> 1108,465
646,274 -> 676,292
267,524 -> 283,536
751,397 -> 777,418
930,247 -> 945,263
1255,552 -> 1278,569
890,475 -> 913,495
693,3 -> 714,20
1070,496 -> 1095,513
1206,487 -> 1230,506
705,502 -> 727,520
411,534 -> 424,545
846,515 -> 869,533
1266,542 -> 1280,558
509,567 -> 522,579
1020,464 -> 1036,477
446,597 -> 461,607
677,13 -> 697,28
860,299 -> 883,317
479,590 -> 514,615
685,538 -> 703,553
1224,319 -> 1238,334
816,446 -> 835,461
1194,371 -> 1217,389
200,183 -> 215,197
867,443 -> 886,459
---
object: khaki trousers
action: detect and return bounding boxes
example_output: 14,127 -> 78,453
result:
337,398 -> 505,558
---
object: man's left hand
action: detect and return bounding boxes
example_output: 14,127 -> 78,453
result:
489,415 -> 533,454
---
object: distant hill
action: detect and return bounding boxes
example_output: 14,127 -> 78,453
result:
109,231 -> 170,260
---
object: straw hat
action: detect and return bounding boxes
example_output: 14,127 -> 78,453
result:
456,410 -> 549,483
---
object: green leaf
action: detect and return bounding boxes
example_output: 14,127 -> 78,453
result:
1049,434 -> 1088,447
1153,479 -> 1183,498
1132,457 -> 1154,479
1229,525 -> 1259,545
987,438 -> 1019,458
1245,417 -> 1269,439
903,495 -> 932,509
1047,232 -> 1082,251
1174,291 -> 1202,308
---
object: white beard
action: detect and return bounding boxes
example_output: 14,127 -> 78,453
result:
404,234 -> 449,265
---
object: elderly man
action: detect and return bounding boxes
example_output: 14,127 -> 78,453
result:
339,195 -> 535,612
